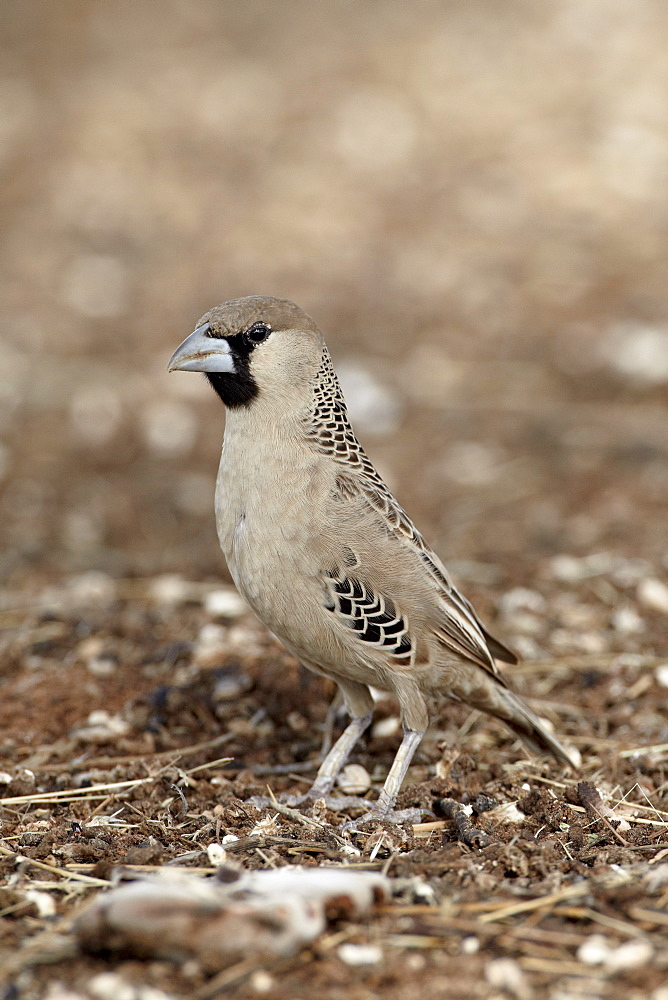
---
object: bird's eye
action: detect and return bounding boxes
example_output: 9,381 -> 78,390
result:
244,321 -> 271,346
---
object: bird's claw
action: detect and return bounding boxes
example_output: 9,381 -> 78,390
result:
245,791 -> 370,812
341,806 -> 433,834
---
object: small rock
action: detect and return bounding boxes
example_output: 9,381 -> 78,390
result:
149,574 -> 194,605
206,843 -> 227,867
249,971 -> 275,993
338,942 -> 383,966
66,572 -> 117,607
638,577 -> 668,614
213,670 -> 252,701
654,664 -> 668,688
461,936 -> 480,954
194,623 -> 228,666
204,588 -> 247,619
602,321 -> 668,384
337,764 -> 371,795
74,710 -> 130,744
577,933 -> 612,965
499,588 -> 546,616
43,985 -> 88,1000
485,957 -> 530,999
612,606 -> 644,634
22,888 -> 56,918
486,802 -> 526,825
605,938 -> 654,971
372,715 -> 400,739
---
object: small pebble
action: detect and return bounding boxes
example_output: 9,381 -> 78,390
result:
485,957 -> 530,999
655,664 -> 668,688
638,577 -> 668,614
577,933 -> 612,965
602,321 -> 668,384
338,942 -> 383,966
604,937 -> 653,971
499,587 -> 546,615
88,972 -> 136,1000
204,588 -> 247,618
371,715 -> 400,739
206,843 -> 226,867
249,971 -> 275,993
149,574 -> 193,605
612,606 -> 644,634
74,710 -> 130,743
461,936 -> 480,954
337,763 -> 371,795
23,888 -> 56,918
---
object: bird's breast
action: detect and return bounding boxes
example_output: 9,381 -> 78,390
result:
214,427 -> 330,632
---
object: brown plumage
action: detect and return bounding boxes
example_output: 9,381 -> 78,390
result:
168,296 -> 576,822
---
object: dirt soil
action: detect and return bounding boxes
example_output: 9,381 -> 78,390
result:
1,2 -> 668,999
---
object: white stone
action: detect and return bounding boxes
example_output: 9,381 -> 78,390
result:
249,971 -> 275,993
66,571 -> 117,607
655,665 -> 668,688
499,588 -> 547,615
612,606 -> 644,634
206,843 -> 227,867
337,764 -> 371,795
204,589 -> 247,619
149,574 -> 193,604
23,889 -> 56,918
638,577 -> 668,614
371,715 -> 400,739
602,322 -> 668,384
577,933 -> 612,965
88,972 -> 137,1000
485,957 -> 530,999
338,942 -> 383,966
486,802 -> 526,824
604,937 -> 654,971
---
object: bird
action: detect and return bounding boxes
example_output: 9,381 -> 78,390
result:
168,296 -> 576,825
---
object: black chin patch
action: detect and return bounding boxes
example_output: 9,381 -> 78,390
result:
205,333 -> 259,408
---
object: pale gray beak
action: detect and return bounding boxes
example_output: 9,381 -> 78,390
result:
167,323 -> 235,373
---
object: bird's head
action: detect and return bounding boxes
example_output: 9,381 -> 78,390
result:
168,296 -> 325,409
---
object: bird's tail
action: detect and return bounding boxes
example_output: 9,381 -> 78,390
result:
469,683 -> 577,770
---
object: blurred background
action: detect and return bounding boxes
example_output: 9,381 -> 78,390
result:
1,0 -> 667,588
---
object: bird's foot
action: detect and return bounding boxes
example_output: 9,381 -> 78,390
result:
341,805 -> 433,834
245,790 -> 369,812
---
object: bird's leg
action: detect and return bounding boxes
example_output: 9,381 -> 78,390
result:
342,726 -> 433,831
318,689 -> 344,761
306,710 -> 373,800
246,711 -> 373,810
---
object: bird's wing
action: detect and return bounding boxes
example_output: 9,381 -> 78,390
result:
322,570 -> 414,664
343,470 -> 507,679
304,357 -> 515,678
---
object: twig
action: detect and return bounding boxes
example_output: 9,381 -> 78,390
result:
478,883 -> 588,922
434,798 -> 489,848
577,781 -> 630,847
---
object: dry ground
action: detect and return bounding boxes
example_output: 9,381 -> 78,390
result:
1,2 -> 668,998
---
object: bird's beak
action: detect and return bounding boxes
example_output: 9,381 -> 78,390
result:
167,323 -> 235,374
